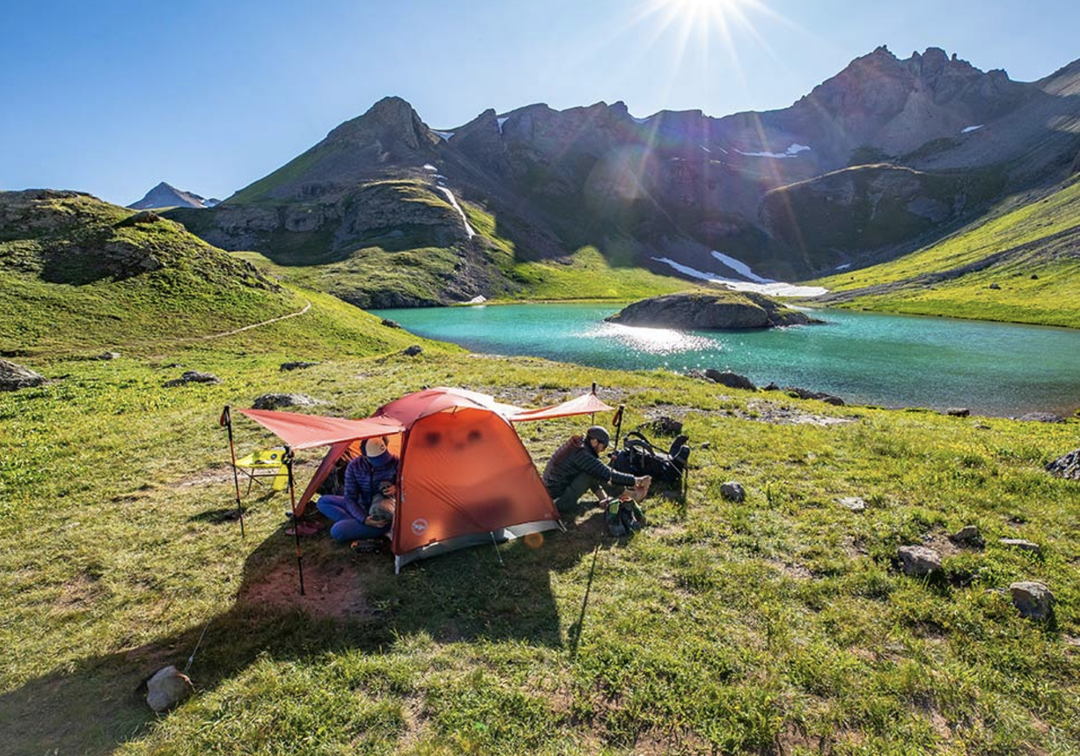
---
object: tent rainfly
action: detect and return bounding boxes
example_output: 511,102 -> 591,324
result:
234,387 -> 613,572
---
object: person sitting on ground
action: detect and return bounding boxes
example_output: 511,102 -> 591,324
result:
542,425 -> 650,514
316,436 -> 398,542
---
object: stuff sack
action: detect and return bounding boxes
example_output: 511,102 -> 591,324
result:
612,431 -> 690,484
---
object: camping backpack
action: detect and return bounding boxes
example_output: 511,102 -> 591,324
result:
612,431 -> 690,485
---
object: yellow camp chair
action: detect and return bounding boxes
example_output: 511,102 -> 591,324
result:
233,448 -> 288,496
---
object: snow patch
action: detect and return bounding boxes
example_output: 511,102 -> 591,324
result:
710,251 -> 775,283
961,124 -> 984,134
835,263 -> 851,271
465,295 -> 487,305
651,257 -> 828,297
423,164 -> 438,172
735,143 -> 811,159
436,186 -> 476,239
701,145 -> 711,153
433,131 -> 455,142
497,117 -> 509,134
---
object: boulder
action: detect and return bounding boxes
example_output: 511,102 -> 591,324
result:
898,545 -> 942,576
1046,449 -> 1080,480
720,482 -> 745,502
0,359 -> 46,391
252,393 -> 321,410
704,370 -> 757,391
1009,581 -> 1054,620
784,386 -> 845,406
1014,412 -> 1065,423
145,665 -> 195,712
280,361 -> 319,372
381,319 -> 402,329
944,408 -> 970,417
606,291 -> 821,330
163,371 -> 222,388
402,345 -> 423,356
950,525 -> 984,548
97,351 -> 121,361
999,538 -> 1040,554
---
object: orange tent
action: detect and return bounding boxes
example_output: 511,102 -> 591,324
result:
237,387 -> 613,572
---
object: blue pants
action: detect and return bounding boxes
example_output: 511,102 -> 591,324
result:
316,495 -> 390,542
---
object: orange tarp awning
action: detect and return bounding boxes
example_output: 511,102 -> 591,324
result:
235,409 -> 405,451
510,393 -> 614,422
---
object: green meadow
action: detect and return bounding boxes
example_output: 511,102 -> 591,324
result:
2,300 -> 1079,755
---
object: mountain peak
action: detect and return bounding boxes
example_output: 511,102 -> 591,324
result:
128,182 -> 209,210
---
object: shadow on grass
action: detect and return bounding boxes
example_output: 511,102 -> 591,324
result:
0,509 -> 603,755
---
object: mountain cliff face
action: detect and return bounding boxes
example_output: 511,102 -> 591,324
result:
170,48 -> 1080,306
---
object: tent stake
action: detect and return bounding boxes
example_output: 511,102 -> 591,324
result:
490,531 -> 504,567
220,406 -> 246,539
285,447 -> 306,595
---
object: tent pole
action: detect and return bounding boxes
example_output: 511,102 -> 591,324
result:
570,544 -> 601,659
285,446 -> 305,595
590,382 -> 597,425
220,405 -> 245,539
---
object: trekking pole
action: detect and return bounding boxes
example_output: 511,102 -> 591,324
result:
219,406 -> 246,539
570,544 -> 601,660
590,382 -> 597,425
611,405 -> 625,450
285,446 -> 306,595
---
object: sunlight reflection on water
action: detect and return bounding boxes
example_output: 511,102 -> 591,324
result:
585,322 -> 720,355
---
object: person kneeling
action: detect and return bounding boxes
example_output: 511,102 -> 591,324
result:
542,425 -> 650,516
316,436 -> 397,542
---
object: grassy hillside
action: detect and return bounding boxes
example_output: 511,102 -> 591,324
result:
1,345 -> 1078,754
814,176 -> 1080,327
0,191 -> 451,359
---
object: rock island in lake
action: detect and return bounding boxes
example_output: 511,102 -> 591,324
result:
606,291 -> 822,330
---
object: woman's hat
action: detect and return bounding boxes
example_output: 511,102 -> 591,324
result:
362,436 -> 388,458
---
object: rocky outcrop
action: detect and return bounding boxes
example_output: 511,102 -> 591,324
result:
0,359 -> 46,391
607,291 -> 819,330
1046,449 -> 1080,480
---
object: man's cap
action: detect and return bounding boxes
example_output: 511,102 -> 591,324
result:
586,426 -> 610,446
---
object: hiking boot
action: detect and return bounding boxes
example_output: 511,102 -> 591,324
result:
350,539 -> 381,554
608,520 -> 628,537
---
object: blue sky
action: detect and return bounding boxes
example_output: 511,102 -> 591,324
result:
2,0 -> 1077,206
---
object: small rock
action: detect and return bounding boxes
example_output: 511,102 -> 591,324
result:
279,361 -> 319,372
163,371 -> 221,388
705,370 -> 757,390
1009,581 -> 1054,620
838,497 -> 866,512
999,538 -> 1041,554
1030,274 -> 1039,280
763,382 -> 781,391
0,359 -> 46,391
402,345 -> 423,357
145,665 -> 195,712
945,408 -> 970,417
97,351 -> 121,361
784,386 -> 845,406
252,393 -> 322,410
381,319 -> 402,329
950,525 -> 984,548
898,545 -> 942,577
1046,449 -> 1080,481
989,283 -> 1001,290
650,416 -> 683,435
720,481 -> 745,502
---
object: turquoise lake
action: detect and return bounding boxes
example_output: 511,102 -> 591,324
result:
372,304 -> 1080,417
